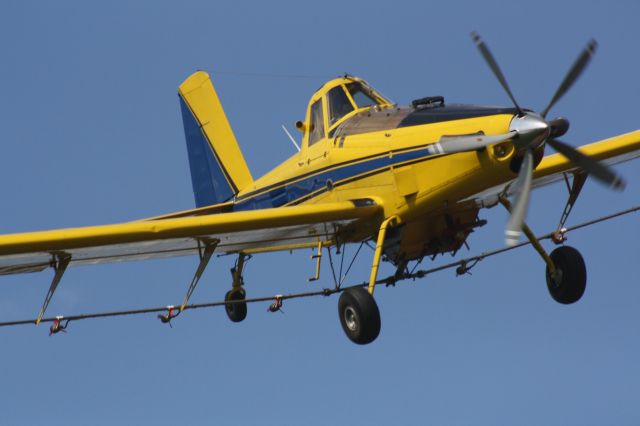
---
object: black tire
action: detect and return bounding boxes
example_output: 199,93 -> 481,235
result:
546,245 -> 587,304
338,287 -> 381,345
225,289 -> 247,322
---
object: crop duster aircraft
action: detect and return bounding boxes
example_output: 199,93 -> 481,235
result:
1,34 -> 639,344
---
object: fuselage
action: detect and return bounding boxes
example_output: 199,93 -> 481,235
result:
230,77 -> 523,263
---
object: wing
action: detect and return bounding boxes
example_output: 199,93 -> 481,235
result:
464,130 -> 640,206
0,200 -> 381,275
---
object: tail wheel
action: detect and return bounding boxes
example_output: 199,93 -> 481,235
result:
225,289 -> 247,322
338,287 -> 381,345
546,245 -> 587,304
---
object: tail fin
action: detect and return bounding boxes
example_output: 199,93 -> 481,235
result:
178,71 -> 254,207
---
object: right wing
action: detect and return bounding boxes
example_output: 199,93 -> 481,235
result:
0,200 -> 381,275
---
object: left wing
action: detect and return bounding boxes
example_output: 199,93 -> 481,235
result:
0,200 -> 381,275
465,130 -> 640,206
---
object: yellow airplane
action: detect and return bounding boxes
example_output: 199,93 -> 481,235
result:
0,33 -> 639,344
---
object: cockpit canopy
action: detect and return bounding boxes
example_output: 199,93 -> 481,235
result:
304,76 -> 392,147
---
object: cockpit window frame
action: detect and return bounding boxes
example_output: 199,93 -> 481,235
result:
326,81 -> 390,137
345,81 -> 385,108
327,85 -> 356,127
303,77 -> 394,149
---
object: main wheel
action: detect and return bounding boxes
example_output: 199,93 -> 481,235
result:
338,287 -> 381,345
225,289 -> 247,322
546,245 -> 587,304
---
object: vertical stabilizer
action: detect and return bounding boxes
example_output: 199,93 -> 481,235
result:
178,71 -> 253,207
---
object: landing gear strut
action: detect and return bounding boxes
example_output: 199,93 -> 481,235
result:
337,216 -> 396,344
225,254 -> 248,323
499,197 -> 588,305
545,172 -> 588,304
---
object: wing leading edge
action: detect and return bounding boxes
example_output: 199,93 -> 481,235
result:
0,200 -> 381,275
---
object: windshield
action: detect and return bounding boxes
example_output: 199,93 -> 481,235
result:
346,82 -> 379,108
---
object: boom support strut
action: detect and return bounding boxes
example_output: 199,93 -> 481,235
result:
37,254 -> 71,325
180,239 -> 219,312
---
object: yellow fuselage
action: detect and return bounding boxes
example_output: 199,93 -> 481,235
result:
236,110 -> 518,263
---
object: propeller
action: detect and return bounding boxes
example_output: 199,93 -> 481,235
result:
470,33 -> 625,246
505,149 -> 533,246
471,32 -> 523,116
541,39 -> 598,118
546,138 -> 625,190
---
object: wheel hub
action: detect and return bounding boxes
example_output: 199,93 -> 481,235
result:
344,307 -> 358,331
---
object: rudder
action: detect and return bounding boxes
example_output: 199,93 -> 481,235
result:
178,71 -> 253,207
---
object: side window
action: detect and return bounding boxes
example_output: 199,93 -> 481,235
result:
327,85 -> 354,126
308,99 -> 325,146
346,82 -> 378,108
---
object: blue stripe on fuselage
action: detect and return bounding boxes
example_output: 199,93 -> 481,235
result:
233,147 -> 436,211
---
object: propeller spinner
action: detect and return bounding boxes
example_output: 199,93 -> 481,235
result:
470,32 -> 625,246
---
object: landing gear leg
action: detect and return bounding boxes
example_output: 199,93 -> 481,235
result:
225,254 -> 248,323
499,197 -> 587,304
338,217 -> 397,344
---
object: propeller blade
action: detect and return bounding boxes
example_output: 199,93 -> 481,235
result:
547,138 -> 625,190
428,131 -> 517,155
505,149 -> 534,246
541,39 -> 598,118
470,32 -> 523,115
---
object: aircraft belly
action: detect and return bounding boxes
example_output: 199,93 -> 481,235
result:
396,208 -> 481,261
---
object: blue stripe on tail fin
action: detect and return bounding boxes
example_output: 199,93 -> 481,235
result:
179,96 -> 235,207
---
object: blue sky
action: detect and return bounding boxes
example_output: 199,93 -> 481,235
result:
1,1 -> 639,425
